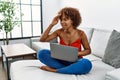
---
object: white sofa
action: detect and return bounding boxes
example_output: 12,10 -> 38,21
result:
10,27 -> 120,80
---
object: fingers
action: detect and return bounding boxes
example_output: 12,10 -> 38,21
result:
50,13 -> 61,26
57,13 -> 61,17
55,14 -> 61,20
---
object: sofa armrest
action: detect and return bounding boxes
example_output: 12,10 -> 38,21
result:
30,37 -> 58,43
30,37 -> 58,52
31,37 -> 40,42
105,68 -> 120,80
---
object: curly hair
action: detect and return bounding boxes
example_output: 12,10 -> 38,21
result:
59,7 -> 82,28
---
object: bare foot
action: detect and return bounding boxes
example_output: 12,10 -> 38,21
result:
40,66 -> 56,72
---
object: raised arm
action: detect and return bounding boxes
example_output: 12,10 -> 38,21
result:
40,14 -> 61,42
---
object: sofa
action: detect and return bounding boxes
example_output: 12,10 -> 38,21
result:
10,27 -> 120,80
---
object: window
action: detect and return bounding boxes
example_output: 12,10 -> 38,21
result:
0,0 -> 42,39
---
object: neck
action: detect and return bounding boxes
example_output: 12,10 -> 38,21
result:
64,27 -> 75,33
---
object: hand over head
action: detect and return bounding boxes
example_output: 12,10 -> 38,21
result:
51,14 -> 61,26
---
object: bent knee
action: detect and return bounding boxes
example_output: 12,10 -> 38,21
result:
37,49 -> 50,59
80,58 -> 92,74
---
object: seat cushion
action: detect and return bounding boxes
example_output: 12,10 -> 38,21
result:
10,60 -> 77,80
83,54 -> 101,62
90,28 -> 112,58
105,68 -> 120,80
77,60 -> 115,80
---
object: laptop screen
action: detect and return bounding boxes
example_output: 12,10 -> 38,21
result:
50,43 -> 78,62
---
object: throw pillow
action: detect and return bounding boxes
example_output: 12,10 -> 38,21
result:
102,30 -> 120,68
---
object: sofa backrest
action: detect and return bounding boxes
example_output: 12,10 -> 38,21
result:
90,28 -> 112,58
78,27 -> 94,43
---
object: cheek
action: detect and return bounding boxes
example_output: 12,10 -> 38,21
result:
67,19 -> 73,25
70,20 -> 73,25
67,22 -> 73,27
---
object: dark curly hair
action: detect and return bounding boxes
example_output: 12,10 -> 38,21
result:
59,7 -> 82,28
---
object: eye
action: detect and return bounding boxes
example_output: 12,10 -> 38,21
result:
60,18 -> 67,22
64,18 -> 67,21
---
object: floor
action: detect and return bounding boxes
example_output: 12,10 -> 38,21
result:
0,61 -> 7,80
0,55 -> 36,80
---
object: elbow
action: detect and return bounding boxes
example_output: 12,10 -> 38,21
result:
39,39 -> 42,42
39,38 -> 42,42
39,38 -> 45,42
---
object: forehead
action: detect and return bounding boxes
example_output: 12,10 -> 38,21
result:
60,13 -> 69,19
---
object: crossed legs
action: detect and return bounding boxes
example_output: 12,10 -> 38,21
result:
37,49 -> 92,74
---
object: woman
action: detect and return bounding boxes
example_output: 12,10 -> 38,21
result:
38,7 -> 92,74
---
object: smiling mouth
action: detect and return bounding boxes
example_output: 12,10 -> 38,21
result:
62,26 -> 67,30
62,24 -> 67,28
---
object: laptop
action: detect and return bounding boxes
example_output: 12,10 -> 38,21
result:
50,43 -> 78,62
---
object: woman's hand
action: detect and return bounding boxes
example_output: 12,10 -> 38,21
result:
50,14 -> 61,26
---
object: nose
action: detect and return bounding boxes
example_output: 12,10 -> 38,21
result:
60,21 -> 64,27
60,20 -> 65,24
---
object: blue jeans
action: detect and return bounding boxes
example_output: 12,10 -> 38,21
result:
37,49 -> 92,75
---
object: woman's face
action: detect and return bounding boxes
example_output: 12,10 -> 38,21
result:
60,14 -> 73,30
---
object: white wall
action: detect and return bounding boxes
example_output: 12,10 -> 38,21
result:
61,0 -> 120,30
43,0 -> 120,31
42,0 -> 62,31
